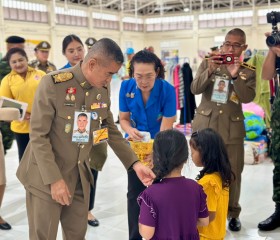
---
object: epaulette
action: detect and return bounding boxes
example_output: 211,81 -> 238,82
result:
52,72 -> 73,84
240,62 -> 256,71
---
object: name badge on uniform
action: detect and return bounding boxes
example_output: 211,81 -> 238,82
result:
211,76 -> 229,104
72,111 -> 91,143
93,127 -> 109,145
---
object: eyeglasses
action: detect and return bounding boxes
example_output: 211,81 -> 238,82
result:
223,42 -> 245,50
191,131 -> 199,138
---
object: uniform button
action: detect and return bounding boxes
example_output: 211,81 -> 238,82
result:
212,79 -> 215,82
78,161 -> 81,164
67,116 -> 71,120
80,144 -> 85,148
86,92 -> 89,96
219,110 -> 223,114
237,117 -> 240,120
201,110 -> 204,114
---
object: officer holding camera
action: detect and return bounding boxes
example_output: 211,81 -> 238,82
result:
258,11 -> 280,231
191,28 -> 256,232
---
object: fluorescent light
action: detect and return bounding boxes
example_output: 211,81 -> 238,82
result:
184,7 -> 190,12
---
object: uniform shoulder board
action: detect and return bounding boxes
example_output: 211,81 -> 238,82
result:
52,72 -> 73,83
240,62 -> 256,71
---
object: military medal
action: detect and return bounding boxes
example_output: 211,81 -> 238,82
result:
91,103 -> 100,109
65,123 -> 71,133
66,87 -> 76,102
96,94 -> 101,100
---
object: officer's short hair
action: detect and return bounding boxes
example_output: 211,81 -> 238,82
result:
84,38 -> 124,65
78,113 -> 88,119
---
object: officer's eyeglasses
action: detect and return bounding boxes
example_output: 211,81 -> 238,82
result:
222,42 -> 245,50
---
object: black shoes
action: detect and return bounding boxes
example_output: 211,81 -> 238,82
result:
88,218 -> 99,227
228,217 -> 241,231
0,221 -> 12,230
258,204 -> 280,231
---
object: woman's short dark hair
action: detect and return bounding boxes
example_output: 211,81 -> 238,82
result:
129,50 -> 165,79
62,34 -> 84,54
189,128 -> 233,188
6,48 -> 28,65
152,129 -> 188,181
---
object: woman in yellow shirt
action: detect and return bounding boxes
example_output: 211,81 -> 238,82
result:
0,48 -> 45,161
190,128 -> 234,240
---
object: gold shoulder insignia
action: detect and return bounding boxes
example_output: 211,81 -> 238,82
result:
52,72 -> 73,84
240,62 -> 256,71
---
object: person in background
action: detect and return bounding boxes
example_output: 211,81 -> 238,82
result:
16,38 -> 155,240
60,34 -> 85,69
115,47 -> 135,124
190,128 -> 233,240
257,32 -> 280,231
0,108 -> 20,230
29,41 -> 56,73
191,28 -> 256,232
138,129 -> 209,240
210,46 -> 220,55
0,36 -> 25,155
119,50 -> 176,239
85,37 -> 97,51
0,48 -> 45,162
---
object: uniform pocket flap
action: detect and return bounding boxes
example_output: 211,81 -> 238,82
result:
230,114 -> 244,122
57,110 -> 74,120
197,108 -> 212,116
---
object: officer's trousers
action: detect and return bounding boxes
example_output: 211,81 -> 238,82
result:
227,143 -> 244,218
26,180 -> 88,240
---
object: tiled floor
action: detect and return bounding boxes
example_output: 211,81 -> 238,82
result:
1,77 -> 280,239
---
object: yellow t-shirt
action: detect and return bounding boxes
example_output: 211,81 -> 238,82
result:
197,173 -> 229,240
0,67 -> 45,133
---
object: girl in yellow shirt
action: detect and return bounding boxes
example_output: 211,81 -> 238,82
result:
0,48 -> 45,161
190,128 -> 234,240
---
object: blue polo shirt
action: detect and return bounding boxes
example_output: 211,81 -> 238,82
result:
119,78 -> 176,138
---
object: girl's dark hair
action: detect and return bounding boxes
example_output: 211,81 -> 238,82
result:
62,34 -> 84,54
153,129 -> 188,181
190,128 -> 233,188
129,50 -> 165,79
6,47 -> 28,65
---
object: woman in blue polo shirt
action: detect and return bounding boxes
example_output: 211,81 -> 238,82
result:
119,50 -> 176,240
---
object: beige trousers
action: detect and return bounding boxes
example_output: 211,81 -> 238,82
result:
26,180 -> 88,240
226,143 -> 244,218
0,132 -> 6,185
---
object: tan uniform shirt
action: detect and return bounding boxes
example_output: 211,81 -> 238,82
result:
191,60 -> 256,144
16,63 -> 138,203
29,59 -> 57,74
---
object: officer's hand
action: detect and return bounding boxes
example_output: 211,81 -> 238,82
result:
51,179 -> 71,206
127,128 -> 143,141
226,56 -> 241,79
133,161 -> 155,186
207,54 -> 222,75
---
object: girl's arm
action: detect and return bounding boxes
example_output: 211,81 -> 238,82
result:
197,216 -> 209,227
139,223 -> 155,240
208,211 -> 216,222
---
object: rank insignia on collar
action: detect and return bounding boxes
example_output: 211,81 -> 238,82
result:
52,72 -> 73,84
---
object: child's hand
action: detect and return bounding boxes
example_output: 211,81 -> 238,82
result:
143,153 -> 153,169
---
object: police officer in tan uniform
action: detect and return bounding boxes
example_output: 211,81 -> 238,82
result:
16,38 -> 155,240
29,41 -> 57,73
191,28 -> 256,232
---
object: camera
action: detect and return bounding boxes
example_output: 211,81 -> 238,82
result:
266,11 -> 280,47
213,53 -> 234,64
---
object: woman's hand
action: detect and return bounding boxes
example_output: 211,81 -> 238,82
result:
127,127 -> 143,141
24,112 -> 31,121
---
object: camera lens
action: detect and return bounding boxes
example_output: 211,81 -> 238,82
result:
266,34 -> 280,47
